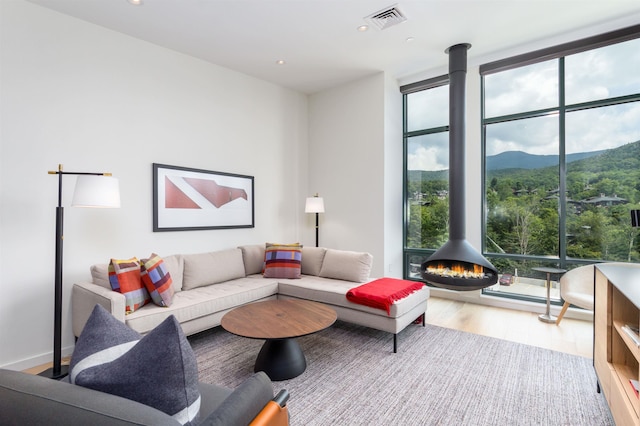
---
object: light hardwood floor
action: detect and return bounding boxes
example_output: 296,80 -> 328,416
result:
425,296 -> 594,359
23,297 -> 593,374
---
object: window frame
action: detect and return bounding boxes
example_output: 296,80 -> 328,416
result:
401,77 -> 450,279
480,24 -> 640,302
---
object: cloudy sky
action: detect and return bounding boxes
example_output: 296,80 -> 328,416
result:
407,37 -> 640,171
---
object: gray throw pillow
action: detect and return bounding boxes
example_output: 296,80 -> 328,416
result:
70,305 -> 201,425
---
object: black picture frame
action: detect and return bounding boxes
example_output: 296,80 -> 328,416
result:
153,163 -> 254,231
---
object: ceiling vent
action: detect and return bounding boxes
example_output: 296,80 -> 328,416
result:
364,4 -> 407,30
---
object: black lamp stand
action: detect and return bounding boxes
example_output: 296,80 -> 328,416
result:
39,165 -> 112,380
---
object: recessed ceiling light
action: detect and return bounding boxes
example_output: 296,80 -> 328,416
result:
276,60 -> 286,65
406,37 -> 415,43
127,0 -> 143,5
357,25 -> 369,32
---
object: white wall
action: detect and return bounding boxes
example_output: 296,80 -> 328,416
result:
383,73 -> 404,278
0,0 -> 309,369
308,73 -> 389,277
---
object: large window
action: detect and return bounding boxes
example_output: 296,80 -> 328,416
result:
402,80 -> 449,279
401,26 -> 640,308
482,28 -> 640,302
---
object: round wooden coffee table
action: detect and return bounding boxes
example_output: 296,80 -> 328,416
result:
221,299 -> 337,380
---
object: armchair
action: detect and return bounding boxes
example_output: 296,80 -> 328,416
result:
0,368 -> 288,426
555,264 -> 595,325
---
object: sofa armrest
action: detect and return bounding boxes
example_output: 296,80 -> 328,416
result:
198,372 -> 281,426
249,390 -> 289,426
72,282 -> 126,337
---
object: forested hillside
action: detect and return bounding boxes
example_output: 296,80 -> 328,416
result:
407,140 -> 640,263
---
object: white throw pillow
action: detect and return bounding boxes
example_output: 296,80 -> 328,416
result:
319,249 -> 373,283
301,247 -> 327,276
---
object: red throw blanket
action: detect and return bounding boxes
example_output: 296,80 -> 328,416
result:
346,278 -> 424,315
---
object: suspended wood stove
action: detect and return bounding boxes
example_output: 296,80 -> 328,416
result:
420,43 -> 498,291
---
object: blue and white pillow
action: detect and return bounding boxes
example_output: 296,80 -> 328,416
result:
70,305 -> 200,425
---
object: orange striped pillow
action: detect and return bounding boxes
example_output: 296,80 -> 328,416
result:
263,243 -> 302,279
140,253 -> 174,307
108,257 -> 150,314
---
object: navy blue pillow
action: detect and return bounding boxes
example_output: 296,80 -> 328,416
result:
70,305 -> 200,425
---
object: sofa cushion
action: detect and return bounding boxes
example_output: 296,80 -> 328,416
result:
140,253 -> 174,307
278,276 -> 430,319
318,249 -> 373,283
162,254 -> 184,293
263,243 -> 302,279
109,257 -> 150,314
124,277 -> 279,335
301,246 -> 327,276
91,263 -> 111,289
182,249 -> 245,290
70,305 -> 201,426
238,244 -> 265,275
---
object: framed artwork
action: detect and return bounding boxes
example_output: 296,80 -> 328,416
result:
153,163 -> 254,231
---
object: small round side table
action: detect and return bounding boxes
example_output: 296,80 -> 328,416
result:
532,266 -> 566,323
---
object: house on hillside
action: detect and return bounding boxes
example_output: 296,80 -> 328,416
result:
581,193 -> 628,207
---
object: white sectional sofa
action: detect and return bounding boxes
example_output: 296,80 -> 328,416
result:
72,245 -> 430,352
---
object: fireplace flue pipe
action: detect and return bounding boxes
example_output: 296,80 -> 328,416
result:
420,43 -> 498,291
447,43 -> 470,241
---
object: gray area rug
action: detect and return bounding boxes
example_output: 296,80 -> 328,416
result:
189,320 -> 613,425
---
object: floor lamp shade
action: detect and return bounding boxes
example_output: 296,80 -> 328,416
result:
305,195 -> 324,247
41,165 -> 120,380
72,175 -> 120,208
305,196 -> 324,214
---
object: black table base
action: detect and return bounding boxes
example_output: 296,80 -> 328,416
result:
255,338 -> 306,381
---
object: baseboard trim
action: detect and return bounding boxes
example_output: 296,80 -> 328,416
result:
1,344 -> 74,372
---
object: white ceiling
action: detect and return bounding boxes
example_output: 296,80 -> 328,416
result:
26,0 -> 640,94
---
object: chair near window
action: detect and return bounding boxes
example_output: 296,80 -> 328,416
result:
556,264 -> 595,325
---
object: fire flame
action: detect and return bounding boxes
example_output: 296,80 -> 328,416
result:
426,263 -> 486,279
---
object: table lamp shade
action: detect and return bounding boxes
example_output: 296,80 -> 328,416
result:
305,197 -> 324,214
72,175 -> 120,208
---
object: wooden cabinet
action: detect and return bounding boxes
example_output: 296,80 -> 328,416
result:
595,263 -> 640,426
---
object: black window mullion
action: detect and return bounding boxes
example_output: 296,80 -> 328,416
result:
558,57 -> 567,267
483,107 -> 559,126
565,93 -> 640,113
405,125 -> 449,139
402,94 -> 409,278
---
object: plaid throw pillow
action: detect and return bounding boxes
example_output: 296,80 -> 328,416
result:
70,305 -> 201,426
108,257 -> 150,314
263,243 -> 302,279
140,253 -> 174,307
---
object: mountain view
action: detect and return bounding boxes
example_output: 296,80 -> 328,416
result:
409,140 -> 639,182
407,140 -> 640,264
485,149 -> 607,171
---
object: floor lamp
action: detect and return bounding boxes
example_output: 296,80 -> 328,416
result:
39,165 -> 120,380
305,194 -> 324,247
